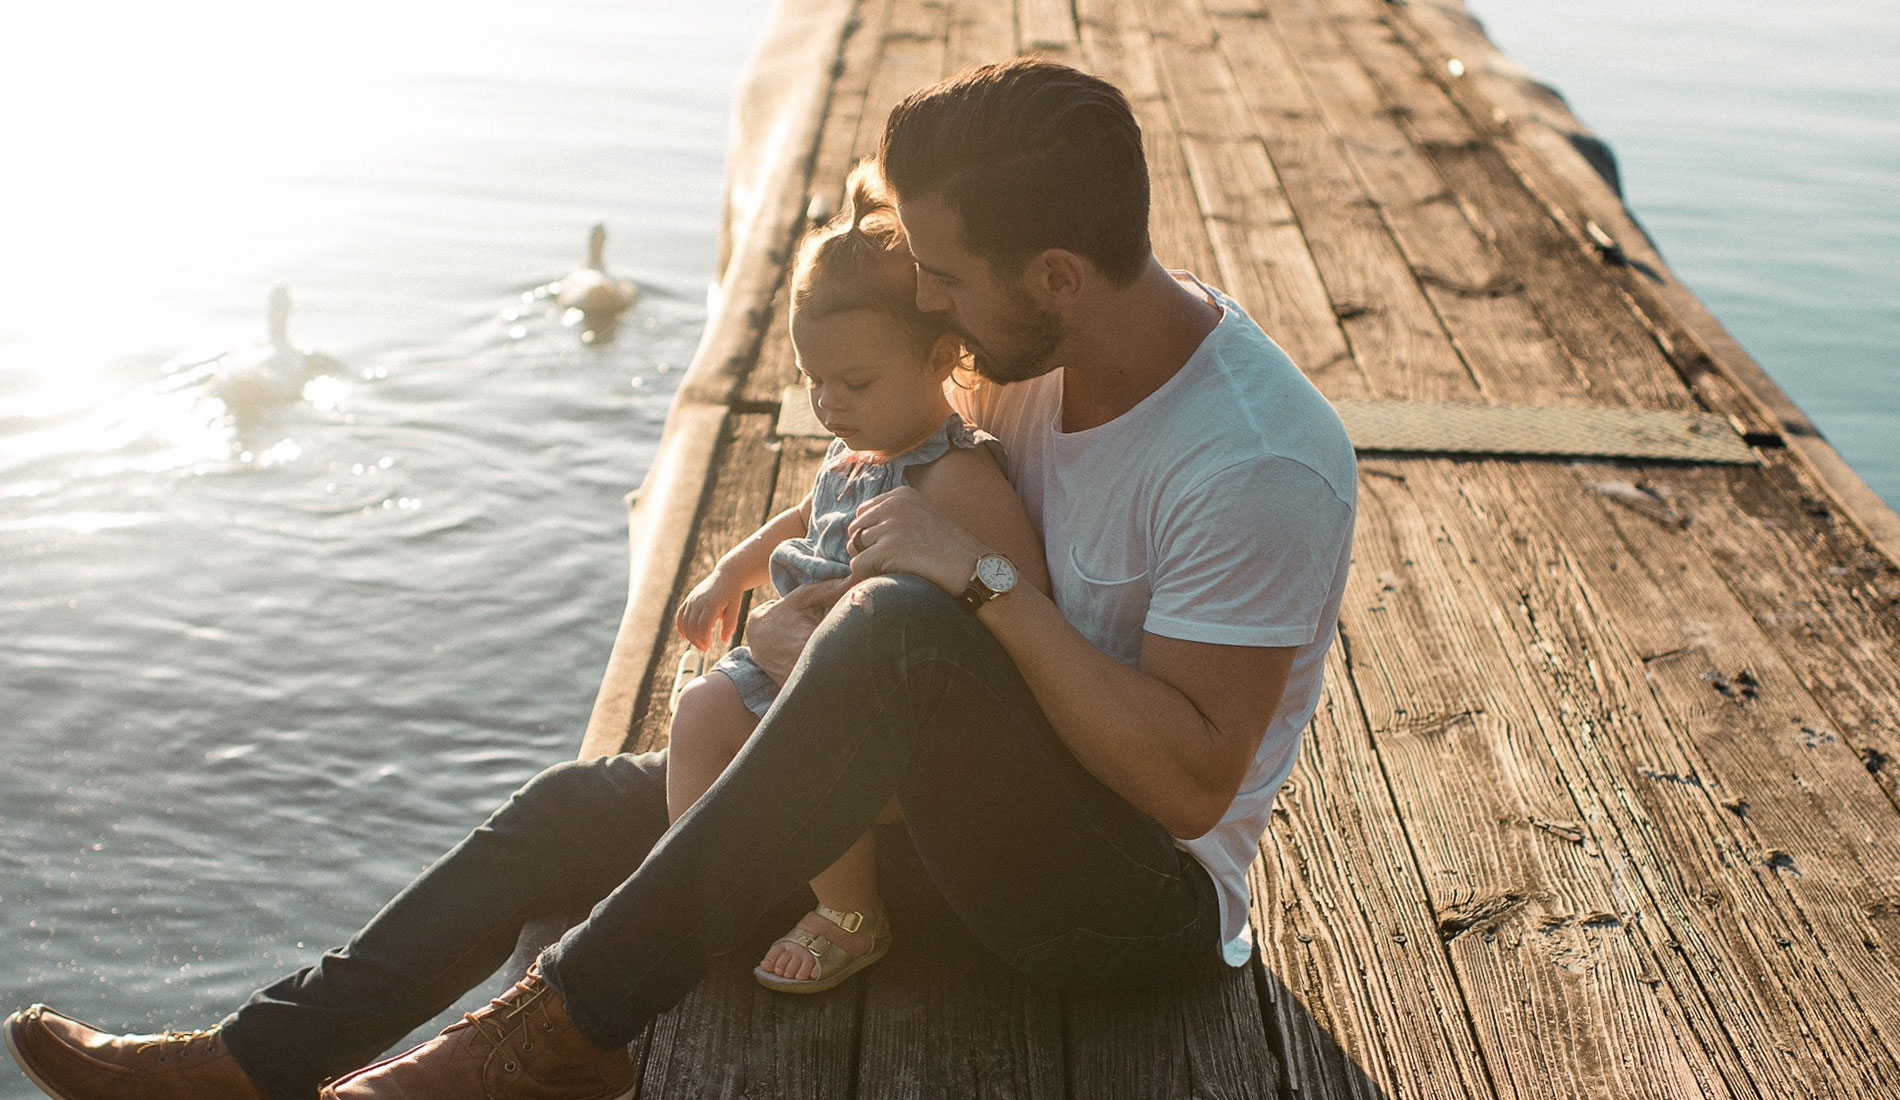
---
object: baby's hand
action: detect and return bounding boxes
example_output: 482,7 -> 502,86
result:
675,571 -> 746,651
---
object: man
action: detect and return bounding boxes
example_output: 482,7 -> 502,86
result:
5,58 -> 1354,1100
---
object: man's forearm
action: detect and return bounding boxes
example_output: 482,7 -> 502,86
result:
839,486 -> 1289,835
973,588 -> 1242,839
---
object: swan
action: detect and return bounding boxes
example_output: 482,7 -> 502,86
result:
554,224 -> 637,337
210,286 -> 333,412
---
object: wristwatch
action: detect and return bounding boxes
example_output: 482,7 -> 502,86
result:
956,553 -> 1018,612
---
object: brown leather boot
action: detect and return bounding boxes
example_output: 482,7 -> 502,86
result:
319,967 -> 633,1100
4,1005 -> 265,1100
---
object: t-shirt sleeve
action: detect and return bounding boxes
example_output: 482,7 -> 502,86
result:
1144,456 -> 1355,648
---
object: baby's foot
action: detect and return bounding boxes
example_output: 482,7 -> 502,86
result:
758,905 -> 886,984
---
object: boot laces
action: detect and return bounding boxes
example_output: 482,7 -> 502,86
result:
459,979 -> 549,1052
135,1027 -> 219,1062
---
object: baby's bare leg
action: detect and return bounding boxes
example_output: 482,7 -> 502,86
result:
759,834 -> 884,981
672,673 -> 886,984
808,833 -> 879,914
665,674 -> 759,824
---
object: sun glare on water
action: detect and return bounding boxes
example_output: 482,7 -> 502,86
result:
0,1 -> 511,471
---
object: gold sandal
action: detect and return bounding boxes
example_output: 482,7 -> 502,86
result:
753,904 -> 892,994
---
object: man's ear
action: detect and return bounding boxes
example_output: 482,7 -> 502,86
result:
1026,248 -> 1087,305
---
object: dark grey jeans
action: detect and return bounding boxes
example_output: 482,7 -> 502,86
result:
221,574 -> 1222,1099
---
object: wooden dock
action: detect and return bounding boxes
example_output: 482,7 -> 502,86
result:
576,0 -> 1900,1093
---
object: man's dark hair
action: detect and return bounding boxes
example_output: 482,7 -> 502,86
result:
879,58 -> 1150,286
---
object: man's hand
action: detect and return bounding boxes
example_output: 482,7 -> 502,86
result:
846,486 -> 985,595
744,576 -> 854,684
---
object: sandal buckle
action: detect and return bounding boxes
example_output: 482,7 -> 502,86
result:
816,905 -> 864,934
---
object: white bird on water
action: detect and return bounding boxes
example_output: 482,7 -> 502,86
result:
554,224 -> 637,341
210,286 -> 337,414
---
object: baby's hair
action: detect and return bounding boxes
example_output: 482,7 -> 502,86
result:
791,161 -> 954,361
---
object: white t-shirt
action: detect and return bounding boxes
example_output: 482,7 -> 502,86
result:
950,275 -> 1357,966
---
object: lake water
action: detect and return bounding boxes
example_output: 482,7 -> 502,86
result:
1468,0 -> 1899,507
0,0 -> 768,1083
1,0 -> 1894,1094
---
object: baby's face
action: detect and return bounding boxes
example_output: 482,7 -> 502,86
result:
791,310 -> 949,459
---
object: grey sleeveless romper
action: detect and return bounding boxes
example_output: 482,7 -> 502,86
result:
709,414 -> 1005,716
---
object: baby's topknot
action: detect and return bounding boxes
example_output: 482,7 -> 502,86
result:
792,160 -> 951,359
842,163 -> 899,247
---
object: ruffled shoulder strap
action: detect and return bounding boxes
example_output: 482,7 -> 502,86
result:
887,414 -> 1005,476
947,414 -> 1009,475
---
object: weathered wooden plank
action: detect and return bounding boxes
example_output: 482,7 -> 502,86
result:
1017,0 -> 1078,54
733,0 -> 896,412
1343,459 -> 1743,1099
779,0 -> 902,302
1402,460 -> 1900,1096
1061,988 -> 1187,1098
739,281 -> 802,409
1470,464 -> 1900,1086
856,933 -> 1065,1099
1127,0 -> 1354,383
635,949 -> 862,1099
1254,643 -> 1496,1099
1315,0 -> 1694,413
860,0 -> 953,154
1073,0 -> 1224,283
635,958 -> 758,1099
752,432 -> 832,597
769,435 -> 833,508
1224,0 -> 1590,410
1379,0 -> 1787,447
1408,468 -> 1829,1099
1195,1 -> 1464,404
1658,452 -> 1900,810
1418,137 -> 1697,413
948,0 -> 1018,71
750,431 -> 829,656
1063,965 -> 1278,1100
628,413 -> 784,751
823,0 -> 900,187
1250,966 -> 1395,1100
1179,964 -> 1281,1098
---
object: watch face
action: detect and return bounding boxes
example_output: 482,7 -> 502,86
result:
975,554 -> 1017,593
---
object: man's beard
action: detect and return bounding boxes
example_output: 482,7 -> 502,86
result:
955,304 -> 1064,384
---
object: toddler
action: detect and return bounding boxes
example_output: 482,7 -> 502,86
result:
666,162 -> 1047,993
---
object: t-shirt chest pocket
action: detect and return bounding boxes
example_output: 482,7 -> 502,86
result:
1056,536 -> 1151,666
1066,540 -> 1148,588
1041,469 -> 1152,663
1046,482 -> 1148,586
